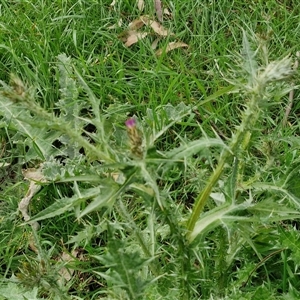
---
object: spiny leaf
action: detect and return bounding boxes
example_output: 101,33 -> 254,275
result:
0,97 -> 61,160
0,283 -> 42,300
241,30 -> 258,79
144,102 -> 191,145
78,186 -> 118,218
189,201 -> 254,242
56,53 -> 82,129
252,182 -> 300,209
279,226 -> 300,265
78,175 -> 129,218
165,138 -> 227,161
283,163 -> 300,198
94,238 -> 152,299
28,186 -> 103,223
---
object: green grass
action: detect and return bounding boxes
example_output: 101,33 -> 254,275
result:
1,0 -> 300,299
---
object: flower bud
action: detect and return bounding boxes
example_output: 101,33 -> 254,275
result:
125,118 -> 143,158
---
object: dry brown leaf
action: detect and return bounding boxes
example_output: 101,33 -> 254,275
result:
125,31 -> 148,47
137,0 -> 144,11
156,41 -> 188,56
110,172 -> 120,181
151,37 -> 161,50
141,15 -> 172,36
150,20 -> 170,36
22,166 -> 47,182
121,14 -> 172,47
128,18 -> 145,31
154,0 -> 163,22
118,18 -> 145,43
57,249 -> 79,286
19,165 -> 48,231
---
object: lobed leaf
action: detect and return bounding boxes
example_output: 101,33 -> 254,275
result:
28,186 -> 103,223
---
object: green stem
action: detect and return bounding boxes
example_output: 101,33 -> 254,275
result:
186,94 -> 261,241
186,154 -> 228,235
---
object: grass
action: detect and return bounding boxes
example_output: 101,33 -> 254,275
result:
1,0 -> 300,299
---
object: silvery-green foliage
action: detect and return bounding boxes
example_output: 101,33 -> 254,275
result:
0,283 -> 42,300
1,32 -> 299,299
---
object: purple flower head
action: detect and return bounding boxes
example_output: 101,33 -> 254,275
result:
125,118 -> 136,129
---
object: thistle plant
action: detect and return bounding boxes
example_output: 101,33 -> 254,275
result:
186,32 -> 295,242
0,31 -> 299,299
